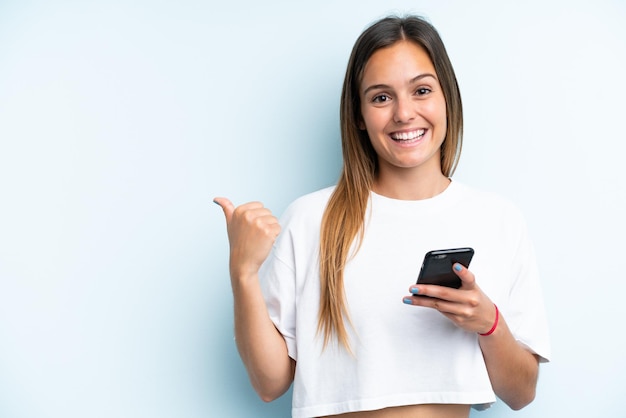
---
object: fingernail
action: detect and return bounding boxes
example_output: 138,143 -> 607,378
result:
454,263 -> 462,272
213,200 -> 220,206
403,297 -> 413,304
410,287 -> 419,295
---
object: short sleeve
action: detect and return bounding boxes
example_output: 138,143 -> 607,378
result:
259,243 -> 298,361
504,217 -> 551,362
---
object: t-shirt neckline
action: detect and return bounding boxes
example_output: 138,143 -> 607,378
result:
369,179 -> 460,206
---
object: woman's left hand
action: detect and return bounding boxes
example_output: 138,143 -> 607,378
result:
403,263 -> 497,335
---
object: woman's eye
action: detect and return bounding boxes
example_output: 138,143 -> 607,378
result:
416,87 -> 432,96
372,94 -> 391,103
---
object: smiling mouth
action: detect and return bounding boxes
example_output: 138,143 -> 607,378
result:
390,129 -> 425,142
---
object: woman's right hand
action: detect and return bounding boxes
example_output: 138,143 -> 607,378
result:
213,197 -> 281,280
214,198 -> 294,401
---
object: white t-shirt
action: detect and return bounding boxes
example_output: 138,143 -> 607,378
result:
260,181 -> 551,418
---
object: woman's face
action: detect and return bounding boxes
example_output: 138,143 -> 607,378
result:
359,40 -> 447,181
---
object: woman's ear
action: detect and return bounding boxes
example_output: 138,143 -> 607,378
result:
358,119 -> 366,130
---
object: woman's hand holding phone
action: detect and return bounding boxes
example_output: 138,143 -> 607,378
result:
403,250 -> 497,335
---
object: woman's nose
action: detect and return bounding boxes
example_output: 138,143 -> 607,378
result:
393,95 -> 416,124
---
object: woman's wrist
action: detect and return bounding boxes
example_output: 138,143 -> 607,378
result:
479,304 -> 499,336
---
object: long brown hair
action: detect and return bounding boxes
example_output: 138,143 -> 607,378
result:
317,15 -> 464,350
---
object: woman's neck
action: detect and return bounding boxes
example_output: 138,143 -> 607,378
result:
372,171 -> 450,200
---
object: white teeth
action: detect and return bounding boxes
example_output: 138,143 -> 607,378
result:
391,129 -> 425,141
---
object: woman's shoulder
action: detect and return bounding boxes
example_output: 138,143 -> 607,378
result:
452,181 -> 527,227
454,181 -> 520,210
279,185 -> 336,226
288,185 -> 336,209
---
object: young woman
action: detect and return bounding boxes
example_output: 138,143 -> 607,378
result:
214,15 -> 550,418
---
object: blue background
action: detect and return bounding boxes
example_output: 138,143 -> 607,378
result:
1,1 -> 625,416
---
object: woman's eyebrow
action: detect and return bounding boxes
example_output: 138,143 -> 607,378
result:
362,73 -> 437,95
409,73 -> 437,84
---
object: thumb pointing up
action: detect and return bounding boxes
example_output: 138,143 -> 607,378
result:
213,197 -> 280,277
213,197 -> 235,224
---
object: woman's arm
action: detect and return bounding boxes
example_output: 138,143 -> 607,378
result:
405,264 -> 539,410
232,269 -> 295,402
477,312 -> 539,410
215,198 -> 295,402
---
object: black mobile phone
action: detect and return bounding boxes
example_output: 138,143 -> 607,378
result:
415,248 -> 474,289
